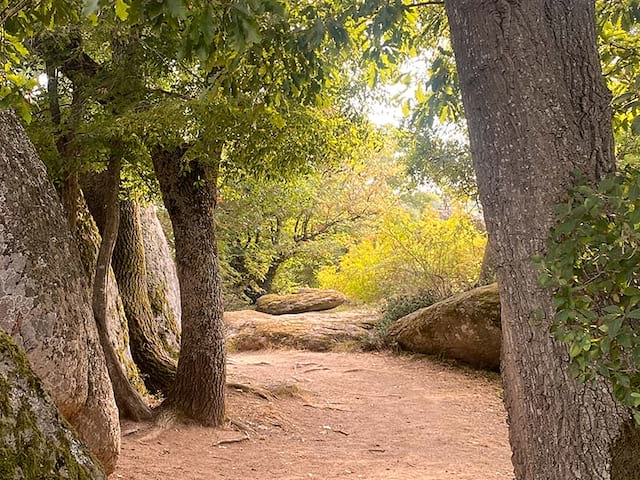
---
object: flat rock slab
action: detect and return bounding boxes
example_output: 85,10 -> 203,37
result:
225,309 -> 379,352
256,289 -> 347,315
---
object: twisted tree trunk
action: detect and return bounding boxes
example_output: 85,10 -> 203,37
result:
445,1 -> 640,478
72,191 -> 147,396
91,159 -> 152,421
153,148 -> 226,426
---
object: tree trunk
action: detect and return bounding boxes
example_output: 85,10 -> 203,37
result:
91,159 -> 152,421
140,205 -> 182,357
477,239 -> 496,286
152,149 -> 226,426
112,199 -> 178,394
0,329 -> 106,479
445,1 -> 640,478
0,110 -> 120,472
72,191 -> 148,396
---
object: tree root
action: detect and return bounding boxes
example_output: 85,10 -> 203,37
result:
227,382 -> 276,400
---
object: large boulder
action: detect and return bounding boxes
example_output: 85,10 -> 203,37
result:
256,289 -> 346,315
386,284 -> 501,370
0,329 -> 106,479
0,110 -> 120,471
140,205 -> 181,356
225,309 -> 378,351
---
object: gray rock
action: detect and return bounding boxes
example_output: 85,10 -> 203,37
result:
0,110 -> 120,472
256,289 -> 346,315
0,329 -> 106,479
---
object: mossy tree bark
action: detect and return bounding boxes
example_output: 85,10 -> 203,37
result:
0,329 -> 106,480
477,239 -> 496,286
91,159 -> 152,421
112,199 -> 178,394
152,148 -> 226,426
445,1 -> 640,478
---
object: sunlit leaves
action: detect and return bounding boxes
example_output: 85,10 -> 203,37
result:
319,207 -> 486,302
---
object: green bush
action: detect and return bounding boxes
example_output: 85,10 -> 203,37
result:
540,166 -> 640,421
377,290 -> 438,339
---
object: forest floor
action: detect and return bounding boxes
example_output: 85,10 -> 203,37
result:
111,350 -> 513,480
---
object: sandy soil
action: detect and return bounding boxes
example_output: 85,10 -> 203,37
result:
111,351 -> 513,480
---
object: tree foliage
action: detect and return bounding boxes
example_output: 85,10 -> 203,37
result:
319,207 -> 486,303
540,167 -> 640,421
217,127 -> 398,304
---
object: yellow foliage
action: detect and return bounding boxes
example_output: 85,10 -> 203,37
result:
318,207 -> 486,302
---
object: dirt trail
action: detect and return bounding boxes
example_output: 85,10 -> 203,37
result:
112,351 -> 513,480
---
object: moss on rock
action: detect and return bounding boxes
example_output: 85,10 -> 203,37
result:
0,329 -> 105,479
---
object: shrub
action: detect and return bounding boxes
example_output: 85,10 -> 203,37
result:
318,207 -> 486,303
540,167 -> 640,421
377,290 -> 439,338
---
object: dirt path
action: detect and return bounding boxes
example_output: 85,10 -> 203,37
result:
112,351 -> 513,480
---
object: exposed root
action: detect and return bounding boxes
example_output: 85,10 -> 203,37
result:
303,367 -> 330,373
228,418 -> 256,435
303,403 -> 351,412
227,382 -> 276,400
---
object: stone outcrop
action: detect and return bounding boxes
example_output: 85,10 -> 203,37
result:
225,309 -> 378,351
0,329 -> 106,479
140,205 -> 181,356
386,284 -> 501,370
0,110 -> 120,472
256,289 -> 346,315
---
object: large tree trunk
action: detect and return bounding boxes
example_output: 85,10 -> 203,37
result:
0,110 -> 120,472
140,205 -> 182,357
0,329 -> 106,479
112,200 -> 178,394
152,149 -> 226,426
445,1 -> 640,478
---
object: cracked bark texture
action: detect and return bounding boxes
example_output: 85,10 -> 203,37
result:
153,150 -> 226,426
445,1 -> 640,479
0,110 -> 120,472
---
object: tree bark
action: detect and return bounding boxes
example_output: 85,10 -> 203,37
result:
72,191 -> 147,396
152,149 -> 226,426
445,1 -> 640,478
112,199 -> 178,394
91,159 -> 152,421
477,239 -> 496,286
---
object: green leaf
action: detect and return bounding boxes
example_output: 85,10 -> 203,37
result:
115,0 -> 130,20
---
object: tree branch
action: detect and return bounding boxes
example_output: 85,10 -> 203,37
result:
404,1 -> 445,8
